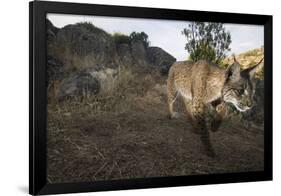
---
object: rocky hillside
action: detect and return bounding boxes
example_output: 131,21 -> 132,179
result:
46,19 -> 176,100
223,47 -> 264,68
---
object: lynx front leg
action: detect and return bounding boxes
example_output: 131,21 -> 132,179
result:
210,102 -> 227,132
190,65 -> 216,157
183,98 -> 193,120
191,100 -> 215,157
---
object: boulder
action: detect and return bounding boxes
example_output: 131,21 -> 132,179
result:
55,66 -> 120,100
56,71 -> 100,101
147,47 -> 176,74
88,67 -> 118,94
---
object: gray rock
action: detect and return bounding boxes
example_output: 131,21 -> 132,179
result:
46,19 -> 59,42
47,56 -> 64,83
48,21 -> 119,71
131,40 -> 148,66
116,43 -> 133,66
46,19 -> 179,100
83,67 -> 118,94
57,71 -> 100,100
147,47 -> 176,74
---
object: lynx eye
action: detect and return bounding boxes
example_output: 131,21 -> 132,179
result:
235,89 -> 244,95
238,89 -> 244,95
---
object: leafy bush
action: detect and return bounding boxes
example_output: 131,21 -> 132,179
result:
129,31 -> 150,48
113,31 -> 150,49
75,22 -> 150,50
112,33 -> 131,45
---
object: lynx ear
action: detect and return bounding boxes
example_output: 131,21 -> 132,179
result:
226,61 -> 241,81
243,58 -> 264,80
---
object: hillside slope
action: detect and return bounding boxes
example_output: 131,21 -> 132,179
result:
223,47 -> 264,78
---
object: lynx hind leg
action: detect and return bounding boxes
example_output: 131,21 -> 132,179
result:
167,74 -> 180,119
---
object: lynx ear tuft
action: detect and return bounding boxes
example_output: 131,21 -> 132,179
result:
243,58 -> 264,80
233,54 -> 237,63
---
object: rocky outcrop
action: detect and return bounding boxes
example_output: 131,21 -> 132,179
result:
46,19 -> 176,100
46,19 -> 59,43
147,47 -> 176,74
47,21 -> 120,71
116,43 -> 133,66
131,40 -> 148,66
47,56 -> 64,83
47,19 -> 176,71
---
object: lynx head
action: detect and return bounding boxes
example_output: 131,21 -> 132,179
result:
222,56 -> 264,112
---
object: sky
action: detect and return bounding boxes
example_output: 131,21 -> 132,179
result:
47,13 -> 264,61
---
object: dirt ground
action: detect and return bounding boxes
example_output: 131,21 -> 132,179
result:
47,71 -> 264,183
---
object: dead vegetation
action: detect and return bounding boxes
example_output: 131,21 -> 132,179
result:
47,66 -> 264,183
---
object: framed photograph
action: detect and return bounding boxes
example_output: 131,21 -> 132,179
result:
29,1 -> 272,195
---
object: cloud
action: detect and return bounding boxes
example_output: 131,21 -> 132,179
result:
225,23 -> 264,54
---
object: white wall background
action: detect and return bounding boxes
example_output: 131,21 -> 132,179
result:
0,0 -> 279,195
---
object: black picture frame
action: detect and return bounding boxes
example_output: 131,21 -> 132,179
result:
29,1 -> 273,195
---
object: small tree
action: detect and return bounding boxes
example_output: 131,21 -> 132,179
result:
182,22 -> 231,64
129,31 -> 150,48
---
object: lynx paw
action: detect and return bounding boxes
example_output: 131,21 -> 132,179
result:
210,120 -> 222,132
168,112 -> 180,119
216,103 -> 227,117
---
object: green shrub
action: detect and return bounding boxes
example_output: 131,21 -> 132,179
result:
129,31 -> 150,48
112,33 -> 131,45
113,32 -> 150,49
